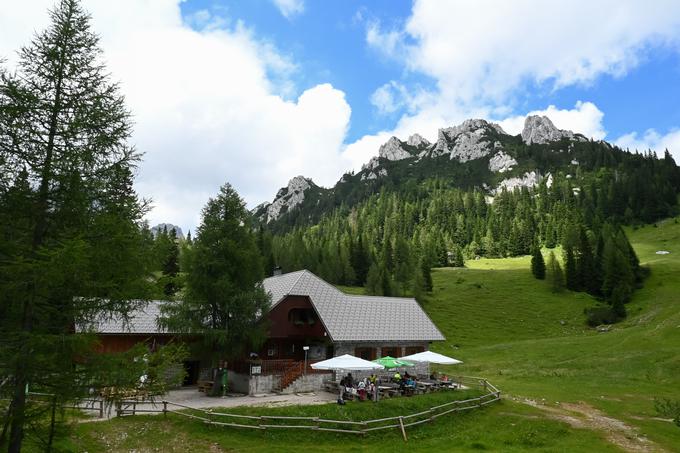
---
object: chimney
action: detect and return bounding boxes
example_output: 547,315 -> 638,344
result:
273,266 -> 283,276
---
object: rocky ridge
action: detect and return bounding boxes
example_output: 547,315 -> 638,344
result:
488,151 -> 518,173
428,119 -> 506,162
256,115 -> 590,223
151,223 -> 184,239
258,176 -> 315,223
521,115 -> 587,145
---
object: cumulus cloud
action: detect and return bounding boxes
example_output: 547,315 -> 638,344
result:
0,0 -> 350,231
615,129 -> 680,162
346,0 -> 680,174
272,0 -> 304,19
498,101 -> 606,139
369,0 -> 680,105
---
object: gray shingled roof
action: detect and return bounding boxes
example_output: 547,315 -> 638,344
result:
76,300 -> 170,335
263,270 -> 445,342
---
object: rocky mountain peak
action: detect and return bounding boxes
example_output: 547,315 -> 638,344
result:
430,118 -> 507,162
521,115 -> 586,145
151,223 -> 184,239
263,175 -> 315,223
406,133 -> 430,148
378,136 -> 413,161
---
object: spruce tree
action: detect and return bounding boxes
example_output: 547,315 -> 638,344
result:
449,245 -> 465,267
160,184 -> 270,363
563,244 -> 578,291
548,251 -> 564,293
365,262 -> 382,296
576,227 -> 597,295
161,228 -> 180,297
531,246 -> 546,280
351,235 -> 370,285
0,1 -> 156,450
420,257 -> 433,292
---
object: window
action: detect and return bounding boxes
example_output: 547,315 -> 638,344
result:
405,346 -> 424,356
355,347 -> 376,361
288,308 -> 317,326
381,347 -> 401,358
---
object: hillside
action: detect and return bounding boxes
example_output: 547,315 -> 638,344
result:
424,217 -> 680,450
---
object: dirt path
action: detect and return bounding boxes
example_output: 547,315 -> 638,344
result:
518,398 -> 665,452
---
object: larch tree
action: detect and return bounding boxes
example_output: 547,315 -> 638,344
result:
0,1 -> 153,450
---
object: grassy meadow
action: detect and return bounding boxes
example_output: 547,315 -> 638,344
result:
66,217 -> 680,452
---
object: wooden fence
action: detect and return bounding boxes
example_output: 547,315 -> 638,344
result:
116,376 -> 501,441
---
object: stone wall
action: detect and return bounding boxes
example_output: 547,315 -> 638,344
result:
280,373 -> 329,394
227,372 -> 281,395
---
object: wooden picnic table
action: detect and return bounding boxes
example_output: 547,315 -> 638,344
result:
378,384 -> 400,398
417,381 -> 436,393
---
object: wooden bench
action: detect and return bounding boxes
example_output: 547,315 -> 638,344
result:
197,380 -> 214,393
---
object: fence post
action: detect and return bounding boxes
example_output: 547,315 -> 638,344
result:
99,400 -> 104,419
115,401 -> 121,418
398,416 -> 408,442
132,401 -> 137,416
163,401 -> 168,418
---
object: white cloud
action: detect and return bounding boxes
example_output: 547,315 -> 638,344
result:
360,0 -> 680,147
366,21 -> 402,58
369,0 -> 680,106
345,0 -> 680,175
615,129 -> 680,162
498,101 -> 606,139
272,0 -> 304,19
0,1 -> 350,232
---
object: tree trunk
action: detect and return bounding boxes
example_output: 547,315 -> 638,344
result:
8,3 -> 72,451
8,373 -> 27,453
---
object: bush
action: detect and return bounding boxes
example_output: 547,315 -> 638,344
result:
585,306 -> 622,327
654,398 -> 680,427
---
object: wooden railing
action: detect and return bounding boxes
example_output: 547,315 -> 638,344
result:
229,359 -> 296,375
279,361 -> 304,390
115,376 -> 501,441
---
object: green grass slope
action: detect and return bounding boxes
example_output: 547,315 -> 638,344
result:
426,217 -> 680,450
64,392 -> 621,453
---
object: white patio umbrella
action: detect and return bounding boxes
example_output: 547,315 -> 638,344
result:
398,350 -> 463,365
311,354 -> 385,371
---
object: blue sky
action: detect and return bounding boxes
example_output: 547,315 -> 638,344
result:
181,0 -> 427,142
3,0 -> 680,231
179,0 -> 680,143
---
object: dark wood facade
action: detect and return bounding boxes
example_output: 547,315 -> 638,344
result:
95,334 -> 175,353
258,295 -> 330,362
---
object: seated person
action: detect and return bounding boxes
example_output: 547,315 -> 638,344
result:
357,380 -> 367,400
392,371 -> 402,383
368,373 -> 377,385
405,376 -> 416,388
